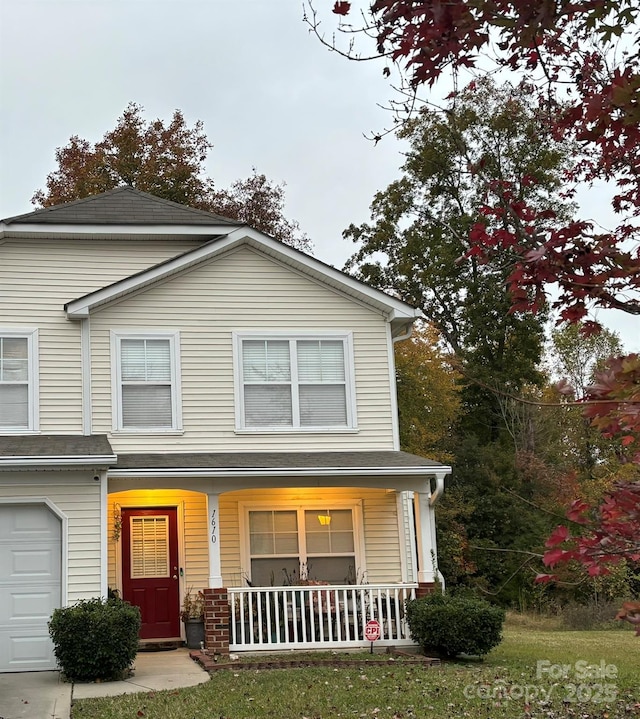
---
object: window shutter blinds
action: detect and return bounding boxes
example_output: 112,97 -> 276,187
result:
243,340 -> 290,381
121,339 -> 146,381
241,338 -> 349,428
297,340 -> 345,382
243,340 -> 292,425
0,386 -> 28,427
299,385 -> 347,425
122,386 -> 173,426
298,340 -> 347,426
145,340 -> 172,381
120,338 -> 173,428
130,516 -> 169,578
0,337 -> 29,428
244,385 -> 292,425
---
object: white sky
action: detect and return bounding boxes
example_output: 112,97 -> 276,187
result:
1,0 -> 637,351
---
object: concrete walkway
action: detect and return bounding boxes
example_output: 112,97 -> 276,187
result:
0,648 -> 209,719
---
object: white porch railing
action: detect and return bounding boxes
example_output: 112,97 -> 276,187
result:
228,584 -> 417,651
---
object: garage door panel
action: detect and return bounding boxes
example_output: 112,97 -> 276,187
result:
0,505 -> 61,540
1,546 -> 61,579
0,504 -> 62,672
0,629 -> 56,670
0,587 -> 59,622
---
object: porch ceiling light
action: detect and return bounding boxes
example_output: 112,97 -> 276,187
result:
317,513 -> 331,526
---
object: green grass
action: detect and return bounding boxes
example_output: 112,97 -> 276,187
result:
71,620 -> 640,718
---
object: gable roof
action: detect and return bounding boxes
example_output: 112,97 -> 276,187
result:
64,226 -> 420,331
1,186 -> 241,227
0,187 -> 419,331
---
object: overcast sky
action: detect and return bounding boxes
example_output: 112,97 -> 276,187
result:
0,0 -> 401,270
1,0 -> 637,350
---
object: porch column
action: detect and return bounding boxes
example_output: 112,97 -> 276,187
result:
413,492 -> 435,584
413,471 -> 448,588
413,489 -> 437,585
206,492 -> 223,587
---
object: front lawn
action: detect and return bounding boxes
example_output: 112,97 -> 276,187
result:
72,620 -> 639,718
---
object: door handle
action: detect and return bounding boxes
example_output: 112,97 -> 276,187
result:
172,574 -> 178,580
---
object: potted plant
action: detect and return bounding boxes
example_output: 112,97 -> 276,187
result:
181,588 -> 205,649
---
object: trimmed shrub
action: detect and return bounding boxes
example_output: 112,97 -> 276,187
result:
48,597 -> 141,681
405,593 -> 505,658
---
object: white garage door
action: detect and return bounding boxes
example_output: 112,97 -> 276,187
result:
0,503 -> 61,672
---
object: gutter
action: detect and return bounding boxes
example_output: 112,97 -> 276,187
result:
0,454 -> 117,468
108,465 -> 452,479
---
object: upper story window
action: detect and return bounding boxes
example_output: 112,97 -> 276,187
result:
0,329 -> 38,433
234,333 -> 357,431
111,332 -> 182,432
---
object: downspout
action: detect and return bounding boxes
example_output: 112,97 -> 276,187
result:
429,470 -> 450,593
391,321 -> 413,345
429,471 -> 447,507
99,470 -> 108,598
81,317 -> 92,435
390,319 -> 416,577
388,318 -> 414,451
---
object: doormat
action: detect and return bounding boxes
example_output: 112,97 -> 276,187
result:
138,642 -> 181,652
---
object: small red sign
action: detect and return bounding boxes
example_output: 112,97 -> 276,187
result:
364,619 -> 381,642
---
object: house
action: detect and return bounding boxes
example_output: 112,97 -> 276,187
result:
0,187 -> 450,671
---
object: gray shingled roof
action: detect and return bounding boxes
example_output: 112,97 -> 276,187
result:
0,434 -> 114,458
114,451 -> 445,471
2,186 -> 241,226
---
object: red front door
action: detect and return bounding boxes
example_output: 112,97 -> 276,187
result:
121,507 -> 181,639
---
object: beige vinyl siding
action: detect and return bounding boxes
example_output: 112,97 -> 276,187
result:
90,246 -> 396,452
0,472 -> 101,601
221,487 -> 402,587
0,238 -> 203,433
107,490 -> 209,595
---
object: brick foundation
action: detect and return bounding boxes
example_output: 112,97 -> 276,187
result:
203,587 -> 230,656
415,582 -> 436,599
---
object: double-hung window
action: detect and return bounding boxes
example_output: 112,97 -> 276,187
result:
235,333 -> 356,430
112,332 -> 181,431
0,329 -> 38,432
246,507 -> 359,586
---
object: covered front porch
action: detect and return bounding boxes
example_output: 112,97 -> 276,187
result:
107,450 -> 450,654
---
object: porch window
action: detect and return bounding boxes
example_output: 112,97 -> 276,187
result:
0,330 -> 38,431
112,332 -> 182,431
248,508 -> 356,586
234,333 -> 356,430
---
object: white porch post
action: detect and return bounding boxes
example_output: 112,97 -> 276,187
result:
414,471 -> 448,584
413,490 -> 436,583
206,493 -> 223,587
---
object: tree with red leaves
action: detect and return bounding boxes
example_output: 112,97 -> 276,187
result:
309,0 -> 640,580
33,103 -> 310,251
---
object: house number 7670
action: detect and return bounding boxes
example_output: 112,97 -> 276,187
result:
210,508 -> 217,544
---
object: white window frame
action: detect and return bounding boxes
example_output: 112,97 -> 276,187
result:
239,500 -> 366,586
110,330 -> 182,432
0,328 -> 38,433
233,331 -> 357,432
